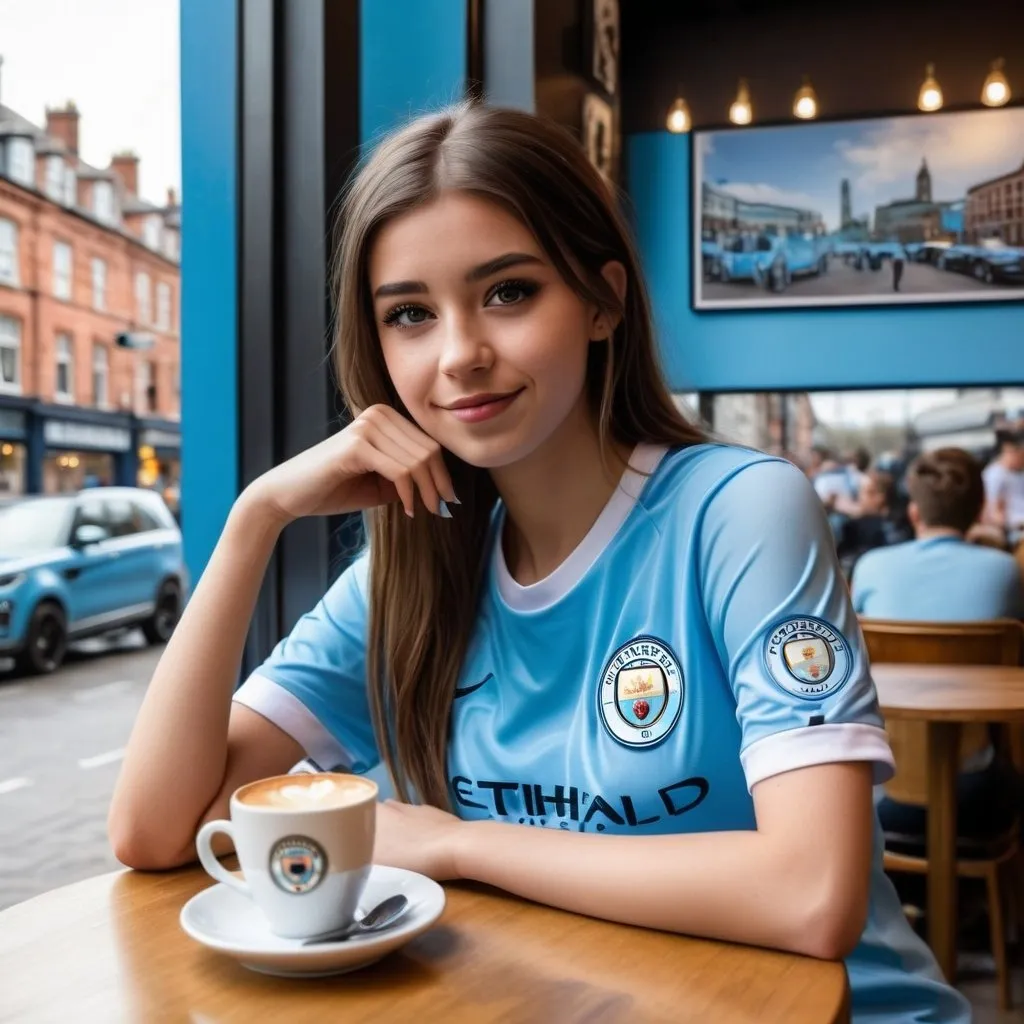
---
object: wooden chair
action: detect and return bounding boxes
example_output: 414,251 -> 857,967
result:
860,618 -> 1024,1009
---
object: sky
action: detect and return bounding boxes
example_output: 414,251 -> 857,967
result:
698,107 -> 1024,232
0,0 -> 180,207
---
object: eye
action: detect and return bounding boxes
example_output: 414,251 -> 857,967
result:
485,279 -> 539,307
381,303 -> 434,329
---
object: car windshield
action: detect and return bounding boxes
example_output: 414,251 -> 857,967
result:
0,498 -> 75,557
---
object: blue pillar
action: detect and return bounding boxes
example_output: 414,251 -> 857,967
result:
25,411 -> 43,494
180,0 -> 238,584
360,0 -> 468,145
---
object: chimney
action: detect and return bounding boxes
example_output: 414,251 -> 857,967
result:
45,101 -> 79,155
111,151 -> 139,196
166,186 -> 178,208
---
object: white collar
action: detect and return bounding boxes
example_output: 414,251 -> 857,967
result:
493,443 -> 669,613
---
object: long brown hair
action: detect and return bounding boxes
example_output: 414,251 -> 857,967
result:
331,102 -> 704,807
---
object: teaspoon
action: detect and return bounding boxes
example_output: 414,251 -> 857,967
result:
301,894 -> 410,946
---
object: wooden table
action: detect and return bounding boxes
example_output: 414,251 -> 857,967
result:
873,662 -> 1024,982
0,866 -> 850,1023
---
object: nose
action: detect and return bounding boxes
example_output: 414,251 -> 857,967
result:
437,311 -> 493,377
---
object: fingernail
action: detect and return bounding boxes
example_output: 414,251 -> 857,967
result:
405,507 -> 414,518
449,493 -> 462,505
438,500 -> 454,519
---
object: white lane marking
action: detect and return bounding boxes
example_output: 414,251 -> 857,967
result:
0,684 -> 27,698
72,680 -> 136,702
78,748 -> 126,770
0,777 -> 32,795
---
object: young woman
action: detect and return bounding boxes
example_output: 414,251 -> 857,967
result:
109,102 -> 970,1022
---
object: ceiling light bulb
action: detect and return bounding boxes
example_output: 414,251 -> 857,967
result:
666,97 -> 691,134
793,77 -> 818,120
918,63 -> 943,113
982,58 -> 1010,107
729,78 -> 752,126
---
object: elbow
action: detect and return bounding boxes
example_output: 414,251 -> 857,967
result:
794,886 -> 869,961
107,807 -> 192,872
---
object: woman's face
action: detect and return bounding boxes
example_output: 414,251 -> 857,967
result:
368,191 -> 616,469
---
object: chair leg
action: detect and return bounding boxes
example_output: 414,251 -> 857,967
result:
986,864 -> 1012,1011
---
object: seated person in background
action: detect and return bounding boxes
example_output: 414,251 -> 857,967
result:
982,429 -> 1024,549
836,469 -> 908,576
811,445 -> 859,540
852,447 -> 1023,841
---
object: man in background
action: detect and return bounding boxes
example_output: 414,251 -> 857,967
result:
983,429 -> 1024,549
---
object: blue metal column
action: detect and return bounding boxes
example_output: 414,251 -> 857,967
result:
179,0 -> 239,584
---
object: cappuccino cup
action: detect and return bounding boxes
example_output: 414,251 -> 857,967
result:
196,772 -> 377,939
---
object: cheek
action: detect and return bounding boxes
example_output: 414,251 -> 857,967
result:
381,343 -> 432,414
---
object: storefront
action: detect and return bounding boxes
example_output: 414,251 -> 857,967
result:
0,405 -> 29,500
135,419 -> 182,518
38,415 -> 135,494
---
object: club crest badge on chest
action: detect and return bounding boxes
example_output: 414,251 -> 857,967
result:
598,635 -> 684,747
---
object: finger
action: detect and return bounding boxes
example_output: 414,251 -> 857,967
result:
365,421 -> 444,516
373,407 -> 458,506
357,444 -> 417,517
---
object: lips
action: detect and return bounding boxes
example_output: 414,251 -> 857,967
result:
441,388 -> 524,424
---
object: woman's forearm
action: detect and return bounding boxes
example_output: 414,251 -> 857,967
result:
108,491 -> 283,864
456,821 -> 861,960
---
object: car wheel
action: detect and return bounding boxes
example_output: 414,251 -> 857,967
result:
142,581 -> 181,645
16,601 -> 67,676
973,262 -> 986,281
769,259 -> 788,292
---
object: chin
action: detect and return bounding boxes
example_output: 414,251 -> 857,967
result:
443,432 -> 539,470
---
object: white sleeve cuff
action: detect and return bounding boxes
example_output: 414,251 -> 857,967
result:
740,723 -> 895,793
232,672 -> 353,771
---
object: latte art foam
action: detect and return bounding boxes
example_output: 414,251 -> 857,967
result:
239,774 -> 373,810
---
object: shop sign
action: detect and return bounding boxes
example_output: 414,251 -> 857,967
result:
43,420 -> 132,452
140,429 -> 181,450
0,409 -> 26,439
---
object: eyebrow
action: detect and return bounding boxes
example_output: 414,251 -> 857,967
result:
373,252 -> 544,299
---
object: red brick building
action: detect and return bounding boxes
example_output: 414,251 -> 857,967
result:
0,99 -> 181,501
965,159 -> 1024,245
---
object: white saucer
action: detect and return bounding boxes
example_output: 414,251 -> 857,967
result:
179,865 -> 446,978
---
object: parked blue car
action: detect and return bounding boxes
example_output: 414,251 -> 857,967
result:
754,233 -> 828,291
0,487 -> 187,675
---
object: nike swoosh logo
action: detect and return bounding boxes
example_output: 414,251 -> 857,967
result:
453,673 -> 493,699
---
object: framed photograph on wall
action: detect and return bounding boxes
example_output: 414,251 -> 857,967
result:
589,0 -> 619,96
692,105 -> 1024,311
583,92 -> 615,180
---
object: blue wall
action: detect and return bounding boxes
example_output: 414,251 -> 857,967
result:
627,131 -> 1024,393
180,0 -> 238,585
360,0 -> 467,144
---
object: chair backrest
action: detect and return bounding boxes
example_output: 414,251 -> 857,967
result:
859,618 -> 1024,805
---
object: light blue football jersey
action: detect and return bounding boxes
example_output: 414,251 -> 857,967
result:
235,443 -> 971,1023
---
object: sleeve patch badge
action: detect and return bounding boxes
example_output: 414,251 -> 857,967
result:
763,617 -> 852,701
598,635 -> 684,747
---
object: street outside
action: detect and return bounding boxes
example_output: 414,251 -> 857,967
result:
0,634 -> 160,910
702,257 -> 1002,303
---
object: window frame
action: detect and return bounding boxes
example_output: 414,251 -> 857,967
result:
54,332 -> 74,402
135,271 -> 152,326
0,219 -> 18,286
92,343 -> 109,408
91,257 -> 107,311
0,315 -> 21,394
53,240 -> 73,300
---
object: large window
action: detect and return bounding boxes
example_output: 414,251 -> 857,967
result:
53,240 -> 72,300
143,215 -> 162,250
63,165 -> 77,207
91,258 -> 107,311
0,316 -> 21,393
92,180 -> 115,223
135,271 -> 151,325
44,156 -> 64,202
92,344 -> 109,408
6,137 -> 35,187
55,333 -> 74,401
136,358 -> 158,414
0,219 -> 18,286
156,281 -> 171,331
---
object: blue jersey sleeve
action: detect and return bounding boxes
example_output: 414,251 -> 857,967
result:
698,457 -> 894,791
232,551 -> 380,774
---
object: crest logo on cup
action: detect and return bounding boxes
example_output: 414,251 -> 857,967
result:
269,836 -> 326,894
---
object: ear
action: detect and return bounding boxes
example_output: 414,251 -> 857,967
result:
590,260 -> 628,339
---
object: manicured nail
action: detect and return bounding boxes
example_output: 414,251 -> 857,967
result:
438,500 -> 454,519
448,493 -> 461,505
405,507 -> 414,518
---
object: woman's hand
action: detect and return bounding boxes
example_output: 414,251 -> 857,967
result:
243,404 -> 457,527
372,799 -> 467,881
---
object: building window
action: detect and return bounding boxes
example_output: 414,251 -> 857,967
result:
63,165 -> 77,207
137,359 -> 158,414
0,316 -> 21,392
6,138 -> 35,187
55,333 -> 74,400
163,230 -> 179,262
0,219 -> 18,286
156,282 -> 172,331
91,258 -> 106,311
92,345 -> 109,407
143,215 -> 162,250
53,241 -> 72,300
92,180 -> 115,223
44,155 -> 65,202
135,271 -> 151,325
